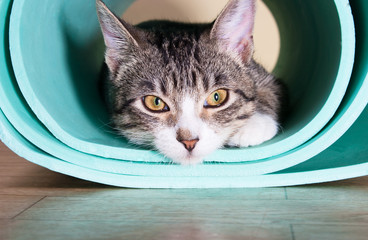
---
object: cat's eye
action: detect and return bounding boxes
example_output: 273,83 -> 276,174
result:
204,89 -> 228,108
142,96 -> 169,112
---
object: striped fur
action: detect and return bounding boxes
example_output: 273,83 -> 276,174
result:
96,0 -> 287,164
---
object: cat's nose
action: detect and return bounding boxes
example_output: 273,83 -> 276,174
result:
180,139 -> 199,152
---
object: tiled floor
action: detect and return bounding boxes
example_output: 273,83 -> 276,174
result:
1,142 -> 368,240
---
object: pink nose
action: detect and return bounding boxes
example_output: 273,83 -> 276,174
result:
180,139 -> 199,152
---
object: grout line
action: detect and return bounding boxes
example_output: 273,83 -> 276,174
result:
284,187 -> 289,200
290,224 -> 295,240
11,196 -> 47,220
0,193 -> 47,197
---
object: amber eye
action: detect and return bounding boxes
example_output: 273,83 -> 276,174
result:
204,89 -> 228,108
143,96 -> 169,112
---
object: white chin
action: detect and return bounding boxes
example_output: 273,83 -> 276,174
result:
154,124 -> 226,165
158,141 -> 219,165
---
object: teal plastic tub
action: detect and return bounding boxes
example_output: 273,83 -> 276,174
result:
0,0 -> 367,187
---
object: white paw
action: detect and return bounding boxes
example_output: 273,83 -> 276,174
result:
227,113 -> 278,147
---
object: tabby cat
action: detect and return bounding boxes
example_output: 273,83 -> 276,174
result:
96,0 -> 286,165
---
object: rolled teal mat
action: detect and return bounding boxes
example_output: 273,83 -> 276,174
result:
8,0 -> 356,163
0,0 -> 367,188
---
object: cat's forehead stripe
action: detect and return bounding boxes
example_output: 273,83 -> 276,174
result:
214,74 -> 227,86
202,74 -> 210,92
191,70 -> 197,88
171,72 -> 178,89
142,80 -> 155,91
158,78 -> 167,95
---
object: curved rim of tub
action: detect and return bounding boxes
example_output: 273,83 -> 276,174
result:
7,0 -> 355,164
1,105 -> 368,188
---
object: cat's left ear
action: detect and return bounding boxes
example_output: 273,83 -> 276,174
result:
96,0 -> 141,50
210,0 -> 256,63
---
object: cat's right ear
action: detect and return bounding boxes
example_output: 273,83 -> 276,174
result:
210,0 -> 256,64
96,0 -> 141,71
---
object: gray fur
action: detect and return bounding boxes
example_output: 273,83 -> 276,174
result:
96,0 -> 287,158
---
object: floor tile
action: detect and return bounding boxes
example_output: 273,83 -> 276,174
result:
286,177 -> 368,201
0,195 -> 44,219
7,220 -> 291,240
292,224 -> 368,240
14,196 -> 368,225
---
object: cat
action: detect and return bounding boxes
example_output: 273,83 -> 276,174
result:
96,0 -> 287,165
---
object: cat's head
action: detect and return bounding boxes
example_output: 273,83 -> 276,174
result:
96,0 -> 260,165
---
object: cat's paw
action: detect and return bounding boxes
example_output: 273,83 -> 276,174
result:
227,113 -> 278,147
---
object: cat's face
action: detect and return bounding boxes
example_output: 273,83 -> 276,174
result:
96,0 -> 263,164
109,42 -> 257,164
